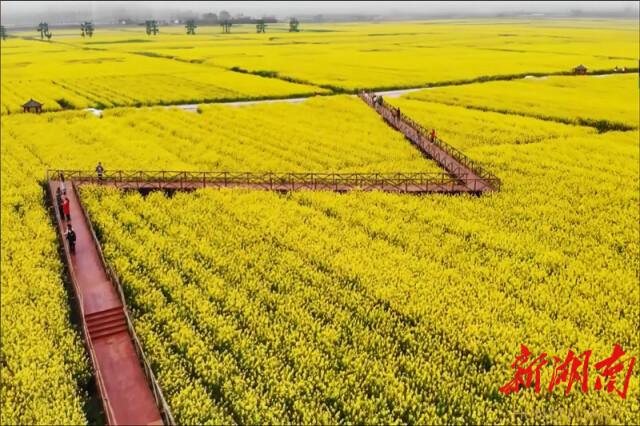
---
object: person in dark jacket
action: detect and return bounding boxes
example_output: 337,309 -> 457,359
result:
64,224 -> 76,254
96,162 -> 104,181
56,187 -> 64,218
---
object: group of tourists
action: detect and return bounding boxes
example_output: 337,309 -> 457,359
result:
56,183 -> 76,254
56,162 -> 105,255
56,177 -> 71,221
364,90 -> 439,142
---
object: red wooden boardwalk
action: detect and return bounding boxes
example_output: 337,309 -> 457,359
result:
359,91 -> 501,191
95,180 -> 480,192
49,180 -> 164,426
48,170 -> 495,195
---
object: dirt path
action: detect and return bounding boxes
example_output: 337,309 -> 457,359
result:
84,87 -> 434,116
167,96 -> 312,112
168,89 -> 429,111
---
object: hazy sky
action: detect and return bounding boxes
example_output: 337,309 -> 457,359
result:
2,1 -> 638,24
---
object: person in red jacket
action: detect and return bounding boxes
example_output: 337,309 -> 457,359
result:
62,197 -> 71,221
430,128 -> 436,142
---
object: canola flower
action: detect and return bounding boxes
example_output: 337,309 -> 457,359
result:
183,22 -> 638,90
1,78 -> 638,424
75,102 -> 638,423
1,144 -> 89,425
2,96 -> 441,173
80,123 -> 639,424
402,74 -> 639,131
0,96 -> 443,424
374,96 -> 597,151
2,21 -> 637,113
0,38 -> 325,114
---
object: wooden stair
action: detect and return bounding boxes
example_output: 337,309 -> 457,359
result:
86,307 -> 128,340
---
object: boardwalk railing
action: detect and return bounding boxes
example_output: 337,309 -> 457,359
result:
72,183 -> 176,426
359,91 -> 501,191
45,176 -> 117,425
48,169 -> 494,194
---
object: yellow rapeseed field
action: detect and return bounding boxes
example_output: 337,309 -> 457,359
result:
401,74 -> 639,131
1,96 -> 445,424
0,38 -> 326,114
66,22 -> 638,91
1,138 -> 90,425
2,20 -> 637,113
77,110 -> 639,424
2,96 -> 441,173
1,18 -> 638,425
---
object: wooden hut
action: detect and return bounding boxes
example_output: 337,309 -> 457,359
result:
573,64 -> 588,75
22,98 -> 43,113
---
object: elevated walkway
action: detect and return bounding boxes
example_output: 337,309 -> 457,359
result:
359,91 -> 501,192
48,170 -> 495,195
47,179 -> 171,425
43,95 -> 500,424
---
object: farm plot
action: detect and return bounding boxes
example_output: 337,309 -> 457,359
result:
400,74 -> 639,131
0,38 -> 326,114
1,18 -> 638,425
79,125 -> 639,424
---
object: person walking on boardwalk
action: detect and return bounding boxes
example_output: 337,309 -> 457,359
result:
64,224 -> 76,254
62,196 -> 71,221
430,128 -> 436,142
96,162 -> 104,182
60,172 -> 67,195
396,107 -> 401,119
377,95 -> 383,106
56,187 -> 65,218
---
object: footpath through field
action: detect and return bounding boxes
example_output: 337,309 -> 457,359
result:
167,88 -> 424,112
48,180 -> 164,425
359,91 -> 500,191
79,70 -> 635,116
55,91 -> 502,196
82,88 -> 429,115
49,170 -> 497,195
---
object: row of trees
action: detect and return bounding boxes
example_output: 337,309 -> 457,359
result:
23,16 -> 300,41
32,22 -> 92,41
201,10 -> 277,24
254,19 -> 296,33
192,17 -> 298,35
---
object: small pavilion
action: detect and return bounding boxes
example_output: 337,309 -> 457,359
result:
573,64 -> 588,75
22,98 -> 43,113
